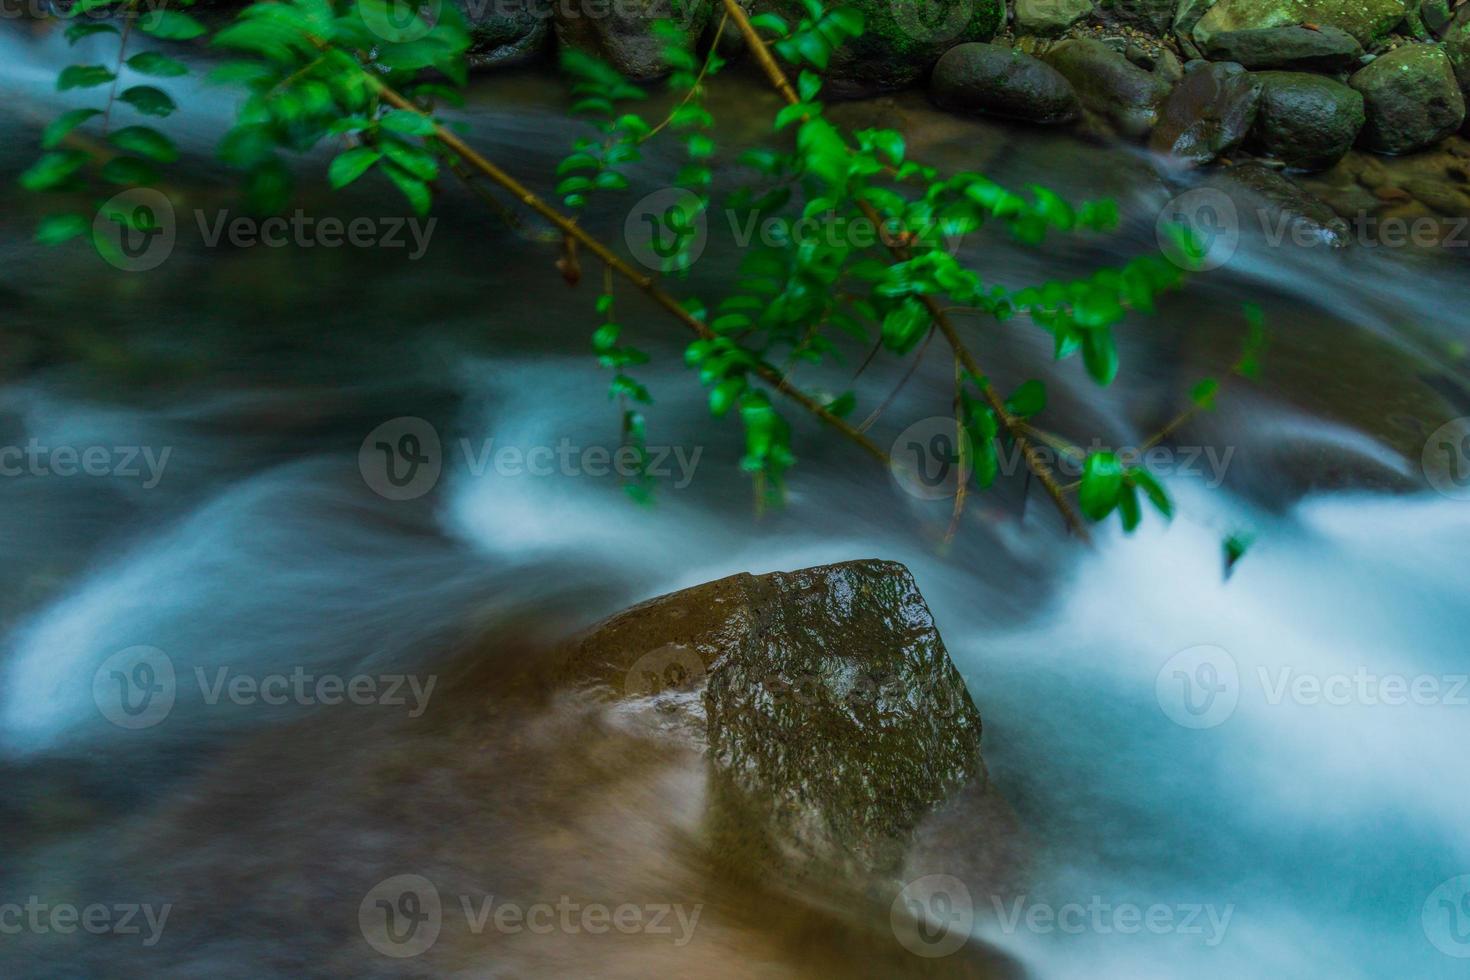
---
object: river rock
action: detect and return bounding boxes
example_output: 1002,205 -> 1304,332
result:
1201,25 -> 1363,70
551,559 -> 988,877
1150,60 -> 1264,163
1043,38 -> 1173,137
1174,0 -> 1217,58
554,0 -> 711,79
1349,44 -> 1467,154
1016,0 -> 1095,34
754,0 -> 1002,96
1252,71 -> 1365,169
1445,18 -> 1470,96
465,0 -> 550,70
1215,161 -> 1352,244
1104,0 -> 1178,32
1192,0 -> 1408,47
931,43 -> 1082,124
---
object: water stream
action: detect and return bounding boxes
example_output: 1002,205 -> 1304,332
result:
2,21 -> 1470,978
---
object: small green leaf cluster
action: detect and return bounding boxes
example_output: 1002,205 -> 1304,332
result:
22,0 -> 206,249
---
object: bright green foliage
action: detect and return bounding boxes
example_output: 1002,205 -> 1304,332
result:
20,0 -> 1264,537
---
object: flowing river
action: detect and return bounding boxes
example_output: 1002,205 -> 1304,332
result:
2,20 -> 1469,979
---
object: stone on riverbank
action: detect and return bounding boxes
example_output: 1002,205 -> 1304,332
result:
552,559 -> 989,877
1150,61 -> 1264,163
757,0 -> 1003,95
1350,44 -> 1466,154
554,0 -> 710,79
1252,71 -> 1365,169
1192,0 -> 1408,46
931,43 -> 1082,123
466,1 -> 550,70
1016,0 -> 1096,35
1043,37 -> 1172,137
1201,24 -> 1363,71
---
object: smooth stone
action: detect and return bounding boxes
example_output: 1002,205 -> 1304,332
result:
930,42 -> 1082,123
1349,44 -> 1467,154
1252,70 -> 1366,169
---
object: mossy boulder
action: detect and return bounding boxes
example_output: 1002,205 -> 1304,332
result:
1349,44 -> 1466,153
1043,37 -> 1173,138
1016,0 -> 1096,35
1192,0 -> 1408,46
465,0 -> 550,70
1202,24 -> 1363,70
1150,61 -> 1265,164
1445,18 -> 1470,96
1252,71 -> 1365,169
931,42 -> 1082,123
1103,0 -> 1179,32
553,0 -> 711,79
552,559 -> 989,877
755,0 -> 1003,96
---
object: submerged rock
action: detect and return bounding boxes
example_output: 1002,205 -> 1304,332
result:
931,42 -> 1082,124
1252,70 -> 1365,169
1043,37 -> 1173,138
1201,24 -> 1364,71
1191,0 -> 1408,46
1150,60 -> 1264,163
1217,161 -> 1353,244
554,0 -> 710,79
1350,44 -> 1467,153
551,559 -> 988,877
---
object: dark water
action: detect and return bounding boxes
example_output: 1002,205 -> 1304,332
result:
3,21 -> 1470,978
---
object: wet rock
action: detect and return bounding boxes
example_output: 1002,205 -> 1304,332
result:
1103,0 -> 1178,32
1043,37 -> 1173,137
552,559 -> 988,878
1445,18 -> 1470,96
465,0 -> 550,70
1402,175 -> 1470,213
554,0 -> 710,79
1016,0 -> 1095,35
1349,44 -> 1466,153
1216,161 -> 1353,244
1202,24 -> 1363,70
1192,0 -> 1408,47
1252,71 -> 1365,169
931,42 -> 1082,123
755,0 -> 1003,96
1150,60 -> 1264,163
1174,0 -> 1217,58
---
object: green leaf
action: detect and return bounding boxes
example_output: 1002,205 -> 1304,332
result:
797,70 -> 821,102
100,156 -> 160,185
1079,452 -> 1124,521
57,65 -> 116,90
42,108 -> 102,149
139,10 -> 208,40
329,147 -> 382,188
748,11 -> 790,35
709,377 -> 744,417
379,110 -> 438,136
381,139 -> 438,181
119,86 -> 178,117
881,299 -> 928,354
35,213 -> 89,245
795,31 -> 831,69
1190,378 -> 1219,409
384,163 -> 432,217
19,150 -> 88,191
1005,379 -> 1046,418
1117,482 -> 1141,532
1081,328 -> 1118,386
1130,468 -> 1172,519
66,22 -> 119,44
109,126 -> 179,163
126,52 -> 189,77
